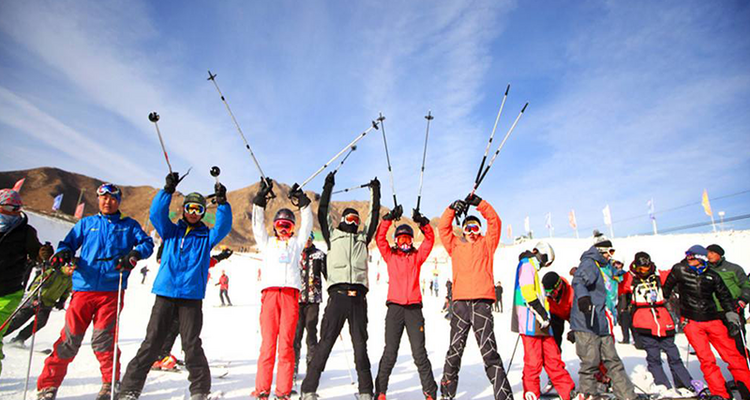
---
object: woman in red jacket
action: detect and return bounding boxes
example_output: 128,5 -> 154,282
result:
373,206 -> 436,400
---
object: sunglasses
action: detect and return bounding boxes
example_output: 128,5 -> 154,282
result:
184,203 -> 206,215
343,213 -> 360,225
97,183 -> 121,197
463,224 -> 480,234
0,204 -> 21,213
275,220 -> 294,231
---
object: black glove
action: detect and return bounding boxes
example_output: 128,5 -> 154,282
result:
383,205 -> 403,221
726,311 -> 742,337
51,250 -> 73,269
115,250 -> 141,271
164,172 -> 180,194
449,199 -> 468,216
412,209 -> 430,227
214,183 -> 228,205
528,299 -> 550,328
369,177 -> 381,191
54,299 -> 66,310
566,330 -> 576,344
290,186 -> 311,208
578,296 -> 594,327
253,177 -> 274,208
465,193 -> 482,207
214,248 -> 234,262
324,171 -> 336,188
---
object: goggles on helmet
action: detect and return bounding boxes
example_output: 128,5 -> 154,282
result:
686,251 -> 708,263
463,223 -> 481,234
544,278 -> 562,295
97,183 -> 121,198
396,234 -> 413,247
184,203 -> 206,216
275,219 -> 295,232
343,213 -> 360,225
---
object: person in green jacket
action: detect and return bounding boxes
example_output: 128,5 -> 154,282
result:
707,244 -> 750,358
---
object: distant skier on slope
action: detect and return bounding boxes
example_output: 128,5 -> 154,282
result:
118,174 -> 231,400
373,206 -> 437,400
251,178 -> 313,400
300,172 -> 380,400
36,184 -> 154,400
437,194 -> 512,400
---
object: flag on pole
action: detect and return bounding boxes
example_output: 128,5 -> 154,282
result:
701,189 -> 713,216
602,204 -> 612,226
524,216 -> 530,233
507,224 -> 513,240
52,194 -> 63,211
74,202 -> 85,219
545,212 -> 552,230
568,209 -> 577,229
647,198 -> 655,220
12,178 -> 25,192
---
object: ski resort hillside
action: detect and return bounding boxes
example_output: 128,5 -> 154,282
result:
2,211 -> 749,399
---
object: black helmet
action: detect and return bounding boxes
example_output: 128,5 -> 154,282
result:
394,224 -> 414,239
274,208 -> 296,224
183,192 -> 206,207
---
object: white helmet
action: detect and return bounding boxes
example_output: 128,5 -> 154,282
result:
534,241 -> 555,267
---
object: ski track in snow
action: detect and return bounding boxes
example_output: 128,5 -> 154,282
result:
2,211 -> 750,399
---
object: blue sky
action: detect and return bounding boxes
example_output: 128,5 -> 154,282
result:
1,0 -> 749,239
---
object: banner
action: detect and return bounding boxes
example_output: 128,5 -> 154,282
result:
507,224 -> 512,240
701,189 -> 712,216
52,194 -> 63,211
568,209 -> 577,229
602,204 -> 612,226
12,178 -> 25,192
524,216 -> 530,233
74,202 -> 85,219
647,198 -> 655,221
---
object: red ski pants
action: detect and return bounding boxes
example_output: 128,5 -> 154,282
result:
256,288 -> 300,397
684,319 -> 750,398
521,335 -> 575,400
37,291 -> 124,390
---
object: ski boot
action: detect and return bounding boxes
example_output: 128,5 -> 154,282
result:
118,390 -> 141,400
36,387 -> 58,400
300,393 -> 319,400
189,394 -> 210,400
250,390 -> 270,399
95,381 -> 118,400
358,394 -> 373,400
9,336 -> 26,348
375,393 -> 386,400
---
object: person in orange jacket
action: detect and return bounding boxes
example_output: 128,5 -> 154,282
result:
437,194 -> 512,400
373,206 -> 437,400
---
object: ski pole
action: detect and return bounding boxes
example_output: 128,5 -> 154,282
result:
332,145 -> 357,175
495,334 -> 521,396
23,266 -> 46,400
148,112 -> 173,174
377,113 -> 398,209
474,84 -> 510,186
0,273 -> 55,332
296,118 -> 381,190
415,111 -> 433,213
332,183 -> 370,195
739,325 -> 750,370
472,102 -> 528,193
111,270 -> 123,400
207,70 -> 267,180
338,333 -> 356,386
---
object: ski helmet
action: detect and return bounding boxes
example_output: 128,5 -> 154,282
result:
631,251 -> 655,278
533,241 -> 555,267
462,215 -> 481,227
183,192 -> 207,208
0,189 -> 22,215
394,224 -> 414,239
274,208 -> 296,224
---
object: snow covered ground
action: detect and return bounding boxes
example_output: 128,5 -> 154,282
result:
2,212 -> 750,399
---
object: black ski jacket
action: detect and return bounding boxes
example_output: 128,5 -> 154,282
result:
0,213 -> 41,296
662,259 -> 734,322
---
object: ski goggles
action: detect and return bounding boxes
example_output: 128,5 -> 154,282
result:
0,204 -> 21,213
686,252 -> 708,263
97,183 -> 122,202
342,213 -> 360,225
184,203 -> 206,216
396,234 -> 413,247
462,223 -> 481,234
274,220 -> 295,232
544,279 -> 562,295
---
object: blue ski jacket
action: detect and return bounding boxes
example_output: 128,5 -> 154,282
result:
150,190 -> 233,300
58,212 -> 154,292
570,246 -> 614,336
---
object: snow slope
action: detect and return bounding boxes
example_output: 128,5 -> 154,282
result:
2,214 -> 749,399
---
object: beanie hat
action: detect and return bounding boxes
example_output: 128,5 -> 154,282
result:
707,244 -> 725,257
686,244 -> 708,257
633,251 -> 652,267
0,189 -> 22,215
542,271 -> 561,292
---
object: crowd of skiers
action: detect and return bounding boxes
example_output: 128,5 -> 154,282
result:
1,171 -> 749,400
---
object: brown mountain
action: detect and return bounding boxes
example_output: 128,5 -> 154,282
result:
0,167 -> 442,249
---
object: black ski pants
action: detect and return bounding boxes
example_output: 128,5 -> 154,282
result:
301,289 -> 373,395
121,296 -> 210,395
550,314 -> 565,351
219,289 -> 232,306
440,299 -> 513,400
294,302 -> 320,373
375,303 -> 437,398
3,303 -> 53,341
156,315 -> 180,360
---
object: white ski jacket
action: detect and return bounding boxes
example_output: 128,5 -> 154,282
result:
252,204 -> 313,292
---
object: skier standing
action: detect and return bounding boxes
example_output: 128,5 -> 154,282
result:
294,232 -> 326,378
570,238 -> 639,400
374,207 -> 437,400
437,194 -> 512,400
494,282 -> 503,313
252,178 -> 313,399
300,172 -> 380,400
706,244 -> 750,358
37,183 -> 154,400
0,188 -> 41,376
512,242 -> 577,400
661,245 -> 750,399
217,270 -> 232,306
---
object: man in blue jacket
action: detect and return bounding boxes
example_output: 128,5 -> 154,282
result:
119,173 -> 232,400
570,238 -> 639,400
37,183 -> 154,400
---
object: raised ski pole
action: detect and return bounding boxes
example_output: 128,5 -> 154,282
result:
415,111 -> 433,213
474,84 -> 510,185
148,112 -> 173,174
378,113 -> 399,210
207,70 -> 267,180
332,145 -> 357,175
332,183 -> 370,195
295,119 -> 381,191
110,271 -> 124,400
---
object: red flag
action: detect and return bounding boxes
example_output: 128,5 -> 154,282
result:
12,178 -> 25,192
568,209 -> 577,229
74,202 -> 85,219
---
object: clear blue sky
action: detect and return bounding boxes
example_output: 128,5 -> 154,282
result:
1,0 -> 749,239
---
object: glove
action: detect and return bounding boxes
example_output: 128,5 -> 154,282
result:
567,330 -> 576,344
31,299 -> 39,308
54,299 -> 66,310
464,193 -> 482,207
449,199 -> 468,216
116,250 -> 141,271
529,299 -> 550,329
578,296 -> 594,327
324,171 -> 336,188
214,183 -> 228,205
369,177 -> 381,191
412,209 -> 430,227
253,177 -> 274,208
290,186 -> 311,208
726,311 -> 742,336
39,242 -> 54,261
383,205 -> 403,221
164,172 -> 180,194
737,299 -> 747,312
51,250 -> 73,269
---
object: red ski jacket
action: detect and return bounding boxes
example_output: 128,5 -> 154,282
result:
631,271 -> 675,337
219,275 -> 229,290
548,276 -> 574,321
376,219 -> 434,305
